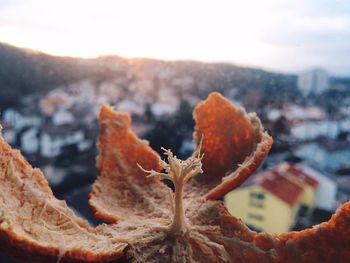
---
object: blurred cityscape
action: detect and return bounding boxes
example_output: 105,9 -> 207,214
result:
1,42 -> 350,236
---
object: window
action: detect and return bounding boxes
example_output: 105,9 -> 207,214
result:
250,192 -> 266,200
249,191 -> 265,208
247,213 -> 264,221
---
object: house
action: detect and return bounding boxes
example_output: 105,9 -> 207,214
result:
20,127 -> 40,154
294,140 -> 350,172
2,108 -> 41,131
68,102 -> 96,125
40,124 -> 86,158
39,94 -> 66,116
52,109 -> 74,125
277,163 -> 319,215
291,120 -> 340,141
294,163 -> 338,212
117,100 -> 145,116
151,103 -> 177,117
225,163 -> 320,234
225,170 -> 303,234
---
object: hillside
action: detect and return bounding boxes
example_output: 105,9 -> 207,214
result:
0,42 -> 300,109
0,43 -> 128,108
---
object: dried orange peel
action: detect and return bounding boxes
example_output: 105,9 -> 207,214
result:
0,92 -> 350,263
0,133 -> 126,263
88,105 -> 172,224
186,92 -> 273,200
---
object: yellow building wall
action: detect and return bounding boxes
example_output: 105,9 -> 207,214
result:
224,185 -> 299,234
284,174 -> 316,211
299,185 -> 316,210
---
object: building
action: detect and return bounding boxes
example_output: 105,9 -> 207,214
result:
225,170 -> 303,233
277,163 -> 319,215
225,163 -> 319,234
117,100 -> 145,116
40,124 -> 86,158
20,127 -> 40,154
52,109 -> 74,125
297,68 -> 329,96
294,140 -> 350,172
2,108 -> 41,131
293,163 -> 337,212
151,102 -> 177,117
291,120 -> 340,141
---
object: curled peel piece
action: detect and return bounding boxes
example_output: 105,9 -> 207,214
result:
0,132 -> 126,263
274,200 -> 350,263
89,105 -> 172,223
186,92 -> 273,200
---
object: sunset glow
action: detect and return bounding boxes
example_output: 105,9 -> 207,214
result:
1,0 -> 349,75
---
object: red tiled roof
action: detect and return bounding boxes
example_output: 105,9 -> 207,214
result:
286,164 -> 319,188
257,170 -> 303,207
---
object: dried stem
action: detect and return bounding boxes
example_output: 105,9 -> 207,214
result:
138,142 -> 203,234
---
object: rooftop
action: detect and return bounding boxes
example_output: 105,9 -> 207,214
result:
256,170 -> 303,207
283,164 -> 319,188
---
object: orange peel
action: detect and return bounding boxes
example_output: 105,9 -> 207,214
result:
187,92 -> 273,200
0,133 -> 126,263
0,92 -> 349,263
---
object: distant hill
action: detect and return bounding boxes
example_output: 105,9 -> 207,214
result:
0,43 -> 128,108
0,42 -> 305,109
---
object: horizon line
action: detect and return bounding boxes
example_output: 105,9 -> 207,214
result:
1,40 -> 349,79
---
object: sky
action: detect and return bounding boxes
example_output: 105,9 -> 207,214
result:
0,0 -> 349,76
